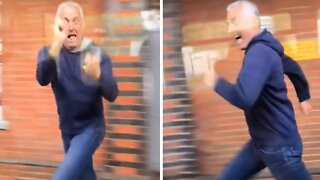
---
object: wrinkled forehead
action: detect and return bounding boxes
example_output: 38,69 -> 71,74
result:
58,6 -> 82,20
227,5 -> 244,22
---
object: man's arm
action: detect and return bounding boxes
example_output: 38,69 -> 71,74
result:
282,55 -> 310,102
36,18 -> 67,86
99,53 -> 119,102
214,45 -> 272,110
36,47 -> 57,86
282,55 -> 312,114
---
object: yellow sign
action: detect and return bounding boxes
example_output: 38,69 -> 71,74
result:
282,39 -> 320,61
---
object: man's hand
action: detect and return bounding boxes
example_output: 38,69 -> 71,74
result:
49,18 -> 67,59
203,70 -> 218,89
187,70 -> 218,91
83,52 -> 101,81
300,100 -> 312,115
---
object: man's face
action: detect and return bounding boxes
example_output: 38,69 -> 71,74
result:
58,6 -> 84,51
227,6 -> 257,50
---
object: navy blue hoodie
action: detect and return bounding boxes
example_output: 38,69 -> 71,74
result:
282,55 -> 310,102
215,30 -> 301,146
36,44 -> 118,134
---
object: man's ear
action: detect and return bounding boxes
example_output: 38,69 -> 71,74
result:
255,16 -> 260,28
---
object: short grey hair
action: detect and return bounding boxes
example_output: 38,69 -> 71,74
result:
227,0 -> 260,17
55,1 -> 84,20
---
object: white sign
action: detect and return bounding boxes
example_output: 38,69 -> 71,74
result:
141,10 -> 160,31
182,45 -> 229,78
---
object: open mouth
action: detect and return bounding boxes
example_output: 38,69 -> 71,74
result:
67,34 -> 77,41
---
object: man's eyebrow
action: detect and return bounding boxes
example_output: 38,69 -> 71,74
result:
64,17 -> 70,23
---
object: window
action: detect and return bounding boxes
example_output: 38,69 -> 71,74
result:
260,16 -> 274,33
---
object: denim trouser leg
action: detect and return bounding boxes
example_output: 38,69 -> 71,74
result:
218,140 -> 312,180
52,126 -> 105,180
217,141 -> 266,180
80,158 -> 96,180
254,142 -> 312,180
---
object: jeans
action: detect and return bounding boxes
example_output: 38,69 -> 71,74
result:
52,126 -> 105,180
217,140 -> 312,180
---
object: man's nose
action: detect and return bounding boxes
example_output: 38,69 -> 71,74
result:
68,23 -> 75,32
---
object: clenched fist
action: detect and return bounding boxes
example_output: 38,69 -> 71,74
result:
82,52 -> 101,81
300,100 -> 312,115
49,18 -> 68,59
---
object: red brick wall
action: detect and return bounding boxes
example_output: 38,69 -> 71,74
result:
103,0 -> 149,177
0,0 -> 151,179
181,0 -> 320,177
0,164 -> 54,180
163,0 -> 199,178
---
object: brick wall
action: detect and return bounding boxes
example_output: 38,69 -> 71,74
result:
180,0 -> 320,177
0,0 -> 154,179
103,0 -> 149,177
163,0 -> 199,179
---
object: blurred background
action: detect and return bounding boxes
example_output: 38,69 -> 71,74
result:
0,0 -> 159,179
163,0 -> 320,179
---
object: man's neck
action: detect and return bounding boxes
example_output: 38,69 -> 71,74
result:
68,46 -> 81,52
64,37 -> 84,52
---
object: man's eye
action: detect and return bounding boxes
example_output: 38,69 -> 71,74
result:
73,19 -> 79,24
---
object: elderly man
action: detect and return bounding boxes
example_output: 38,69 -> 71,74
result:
36,1 -> 118,179
204,0 -> 311,179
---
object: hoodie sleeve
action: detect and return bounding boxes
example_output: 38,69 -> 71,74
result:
99,52 -> 119,102
214,44 -> 272,110
36,47 -> 57,86
282,55 -> 310,102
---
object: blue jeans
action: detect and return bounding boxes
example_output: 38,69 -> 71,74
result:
52,126 -> 105,180
217,140 -> 311,180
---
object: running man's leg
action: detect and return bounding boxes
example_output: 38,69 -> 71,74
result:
81,157 -> 97,180
255,142 -> 311,180
217,140 -> 266,180
52,126 -> 105,180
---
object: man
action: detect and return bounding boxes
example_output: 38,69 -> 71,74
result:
203,1 -> 311,179
36,1 -> 118,179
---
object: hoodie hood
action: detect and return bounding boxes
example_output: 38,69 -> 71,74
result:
246,29 -> 284,56
78,37 -> 101,56
80,37 -> 94,52
61,37 -> 94,54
